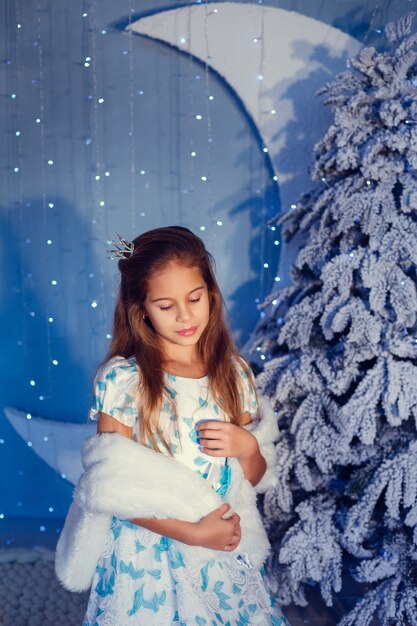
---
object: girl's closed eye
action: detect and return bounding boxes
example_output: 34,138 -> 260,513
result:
160,298 -> 200,311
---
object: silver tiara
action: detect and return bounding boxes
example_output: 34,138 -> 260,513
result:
107,232 -> 135,260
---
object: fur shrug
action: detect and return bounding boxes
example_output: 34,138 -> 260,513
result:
55,397 -> 279,593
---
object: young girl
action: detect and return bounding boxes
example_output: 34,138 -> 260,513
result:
56,226 -> 290,625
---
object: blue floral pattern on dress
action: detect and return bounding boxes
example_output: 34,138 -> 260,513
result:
84,356 -> 290,625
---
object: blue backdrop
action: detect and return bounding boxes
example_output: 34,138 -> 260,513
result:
0,0 -> 407,528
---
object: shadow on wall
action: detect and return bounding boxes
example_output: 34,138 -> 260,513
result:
1,197 -> 111,519
221,179 -> 280,349
267,41 -> 345,196
226,38 -> 356,351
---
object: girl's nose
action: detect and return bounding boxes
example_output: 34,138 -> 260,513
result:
176,304 -> 192,323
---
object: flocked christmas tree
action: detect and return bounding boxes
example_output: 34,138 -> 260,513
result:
252,13 -> 417,626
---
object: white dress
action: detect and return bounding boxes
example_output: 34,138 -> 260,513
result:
82,355 -> 290,626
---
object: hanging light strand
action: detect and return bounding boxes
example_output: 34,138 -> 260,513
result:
36,0 -> 54,408
203,1 -> 215,238
362,1 -> 381,45
127,0 -> 137,234
89,0 -> 108,329
187,7 -> 197,207
258,5 -> 268,302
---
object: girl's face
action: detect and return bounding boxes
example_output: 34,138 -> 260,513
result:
143,261 -> 210,355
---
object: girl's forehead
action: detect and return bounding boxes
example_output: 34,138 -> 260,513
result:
146,263 -> 206,296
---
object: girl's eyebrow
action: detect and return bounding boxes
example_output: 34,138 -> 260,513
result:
150,285 -> 205,303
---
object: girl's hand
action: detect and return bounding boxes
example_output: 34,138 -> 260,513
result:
195,421 -> 259,459
192,503 -> 241,551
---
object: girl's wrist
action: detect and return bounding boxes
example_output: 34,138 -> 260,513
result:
238,432 -> 260,460
182,521 -> 201,546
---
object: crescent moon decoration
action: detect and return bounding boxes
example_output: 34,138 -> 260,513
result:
127,2 -> 361,212
4,407 -> 95,486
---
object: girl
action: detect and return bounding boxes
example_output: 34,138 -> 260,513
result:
56,226 -> 290,625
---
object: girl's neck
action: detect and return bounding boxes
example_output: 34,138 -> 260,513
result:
163,356 -> 206,379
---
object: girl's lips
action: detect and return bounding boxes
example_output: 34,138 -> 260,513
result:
176,326 -> 198,337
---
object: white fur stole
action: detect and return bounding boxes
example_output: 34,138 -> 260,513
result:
55,396 -> 278,592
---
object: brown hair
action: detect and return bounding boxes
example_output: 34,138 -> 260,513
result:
107,225 -> 252,451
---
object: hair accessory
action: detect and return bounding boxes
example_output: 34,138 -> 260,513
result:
107,232 -> 135,260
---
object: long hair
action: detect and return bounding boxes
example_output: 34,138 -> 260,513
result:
107,225 -> 251,452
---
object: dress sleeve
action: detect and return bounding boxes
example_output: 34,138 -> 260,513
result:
89,356 -> 140,428
237,361 -> 258,416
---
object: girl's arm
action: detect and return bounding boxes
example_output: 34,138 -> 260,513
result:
131,504 -> 241,551
97,412 -> 241,551
236,412 -> 267,485
195,413 -> 267,486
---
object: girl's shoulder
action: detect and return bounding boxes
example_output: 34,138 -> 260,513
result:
233,356 -> 258,414
95,354 -> 139,385
89,355 -> 140,425
233,355 -> 254,380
